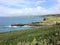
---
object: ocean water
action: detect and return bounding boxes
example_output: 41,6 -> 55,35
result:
0,16 -> 44,32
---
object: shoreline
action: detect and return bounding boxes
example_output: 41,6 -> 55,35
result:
0,14 -> 60,33
0,14 -> 60,45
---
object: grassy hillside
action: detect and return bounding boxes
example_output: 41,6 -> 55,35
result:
0,14 -> 60,45
42,14 -> 60,22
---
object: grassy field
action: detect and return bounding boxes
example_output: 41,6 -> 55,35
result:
0,14 -> 60,45
42,14 -> 60,23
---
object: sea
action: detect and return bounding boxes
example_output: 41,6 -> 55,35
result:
0,16 -> 44,32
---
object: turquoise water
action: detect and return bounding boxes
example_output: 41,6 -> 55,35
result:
0,16 -> 44,32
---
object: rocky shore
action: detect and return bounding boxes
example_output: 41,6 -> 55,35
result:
11,21 -> 56,26
11,14 -> 60,26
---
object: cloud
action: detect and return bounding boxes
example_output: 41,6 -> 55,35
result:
0,0 -> 60,16
0,6 -> 49,16
0,0 -> 48,16
48,0 -> 60,14
0,0 -> 46,8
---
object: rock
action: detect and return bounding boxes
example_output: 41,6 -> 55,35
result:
11,24 -> 24,26
28,22 -> 41,26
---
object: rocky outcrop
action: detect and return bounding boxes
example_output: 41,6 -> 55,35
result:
11,22 -> 41,26
28,22 -> 41,26
11,24 -> 25,26
11,21 -> 56,26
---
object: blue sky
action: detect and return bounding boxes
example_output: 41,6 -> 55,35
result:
0,0 -> 60,16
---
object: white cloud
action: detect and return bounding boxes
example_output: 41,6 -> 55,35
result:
0,6 -> 49,16
0,0 -> 60,17
35,0 -> 46,6
48,0 -> 60,14
0,0 -> 48,16
0,0 -> 46,7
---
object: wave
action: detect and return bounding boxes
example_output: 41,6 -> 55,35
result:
8,26 -> 12,27
4,25 -> 32,29
12,26 -> 17,28
22,25 -> 31,27
5,25 -> 18,28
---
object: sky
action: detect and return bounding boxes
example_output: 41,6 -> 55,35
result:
0,0 -> 60,17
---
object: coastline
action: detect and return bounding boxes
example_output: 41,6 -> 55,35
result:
0,14 -> 60,45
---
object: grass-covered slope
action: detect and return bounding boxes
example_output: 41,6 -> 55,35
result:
0,25 -> 60,45
0,14 -> 60,45
42,14 -> 60,22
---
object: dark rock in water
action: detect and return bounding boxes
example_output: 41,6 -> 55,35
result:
11,24 -> 25,26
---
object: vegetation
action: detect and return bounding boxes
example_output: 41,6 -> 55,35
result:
42,14 -> 60,23
0,14 -> 60,45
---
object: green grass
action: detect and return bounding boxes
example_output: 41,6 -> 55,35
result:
42,14 -> 60,23
0,24 -> 60,45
